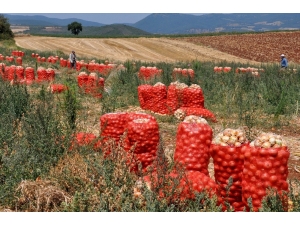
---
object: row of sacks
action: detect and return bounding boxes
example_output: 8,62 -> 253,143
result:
0,64 -> 55,85
77,72 -> 105,98
138,66 -> 163,80
0,54 -> 23,65
11,50 -> 25,57
60,58 -> 122,75
172,68 -> 195,79
137,81 -> 216,122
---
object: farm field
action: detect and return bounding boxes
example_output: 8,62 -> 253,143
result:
1,31 -> 300,212
171,31 -> 300,64
14,36 -> 261,65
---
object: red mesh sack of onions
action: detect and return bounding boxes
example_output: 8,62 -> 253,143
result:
174,116 -> 212,176
77,72 -> 89,89
210,128 -> 249,211
149,82 -> 169,114
97,112 -> 158,160
181,84 -> 205,108
166,81 -> 188,113
137,83 -> 169,114
25,67 -> 35,83
242,132 -> 289,212
50,84 -> 68,93
124,117 -> 160,173
16,57 -> 22,66
5,65 -> 15,81
15,66 -> 24,81
37,67 -> 47,82
46,68 -> 55,81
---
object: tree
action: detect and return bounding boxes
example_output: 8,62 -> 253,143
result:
67,22 -> 82,35
0,14 -> 14,40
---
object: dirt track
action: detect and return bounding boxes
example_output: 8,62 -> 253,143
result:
15,36 -> 261,65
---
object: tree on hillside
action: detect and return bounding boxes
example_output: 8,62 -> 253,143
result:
67,22 -> 82,35
0,14 -> 14,40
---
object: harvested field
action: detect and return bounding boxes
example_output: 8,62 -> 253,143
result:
15,36 -> 261,64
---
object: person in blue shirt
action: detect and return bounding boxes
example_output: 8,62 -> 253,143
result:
280,54 -> 288,69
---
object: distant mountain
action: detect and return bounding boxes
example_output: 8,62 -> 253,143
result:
3,14 -> 105,27
5,13 -> 300,35
133,13 -> 300,34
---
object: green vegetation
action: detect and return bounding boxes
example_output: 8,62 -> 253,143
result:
0,41 -> 299,212
0,14 -> 14,40
67,21 -> 83,35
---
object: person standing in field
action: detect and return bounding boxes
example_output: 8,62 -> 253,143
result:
69,51 -> 76,69
280,54 -> 288,69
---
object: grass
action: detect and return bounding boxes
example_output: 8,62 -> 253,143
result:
0,40 -> 300,212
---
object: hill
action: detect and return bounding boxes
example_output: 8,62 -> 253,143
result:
17,24 -> 151,37
133,13 -> 300,34
3,14 -> 105,27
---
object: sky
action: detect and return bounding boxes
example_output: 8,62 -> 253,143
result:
2,0 -> 298,24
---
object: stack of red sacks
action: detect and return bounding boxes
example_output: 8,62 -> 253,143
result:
138,66 -> 162,80
138,81 -> 216,122
214,66 -> 232,73
96,112 -> 159,173
172,68 -> 195,79
77,72 -> 105,98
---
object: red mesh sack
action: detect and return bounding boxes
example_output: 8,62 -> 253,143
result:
174,116 -> 212,176
15,66 -> 24,81
76,62 -> 83,71
60,58 -> 67,67
150,83 -> 169,114
97,112 -> 157,156
50,84 -> 67,93
85,73 -> 97,94
210,128 -> 249,211
137,83 -> 169,114
242,133 -> 289,212
124,117 -> 159,172
16,57 -> 22,66
25,67 -> 35,82
46,68 -> 55,81
5,65 -> 16,81
50,57 -> 57,64
37,67 -> 47,82
182,84 -> 205,108
77,72 -> 89,89
88,62 -> 96,72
